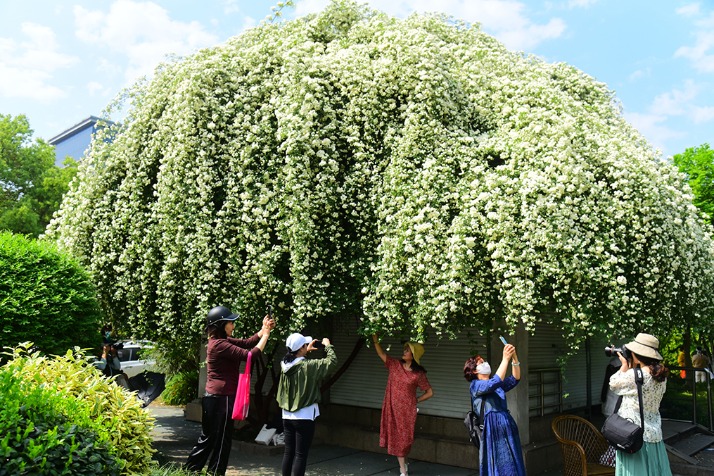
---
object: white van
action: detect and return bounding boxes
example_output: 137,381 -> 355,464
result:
115,341 -> 158,378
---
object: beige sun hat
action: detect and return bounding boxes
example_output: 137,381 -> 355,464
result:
405,342 -> 425,365
625,333 -> 663,361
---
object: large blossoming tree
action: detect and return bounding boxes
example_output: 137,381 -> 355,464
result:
46,1 -> 714,360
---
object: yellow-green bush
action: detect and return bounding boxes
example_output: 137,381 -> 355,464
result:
0,344 -> 155,475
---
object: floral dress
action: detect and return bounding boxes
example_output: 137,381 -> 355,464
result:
379,356 -> 432,457
471,375 -> 526,476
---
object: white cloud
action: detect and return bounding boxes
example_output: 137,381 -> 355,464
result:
87,81 -> 109,96
628,68 -> 650,82
627,79 -> 713,154
675,5 -> 714,72
676,3 -> 700,17
73,0 -> 220,83
496,17 -> 566,51
222,0 -> 241,15
649,80 -> 699,116
294,0 -> 565,50
241,16 -> 259,32
675,31 -> 714,73
96,58 -> 123,77
692,105 -> 714,124
566,0 -> 598,8
0,22 -> 78,101
697,11 -> 714,28
293,0 -> 331,16
624,111 -> 683,153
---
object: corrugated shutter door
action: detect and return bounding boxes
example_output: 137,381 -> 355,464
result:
528,323 -> 613,414
317,319 -> 613,419
329,319 -> 488,419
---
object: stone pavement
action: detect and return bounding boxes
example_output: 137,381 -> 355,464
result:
147,402 -> 713,476
149,402 -> 481,475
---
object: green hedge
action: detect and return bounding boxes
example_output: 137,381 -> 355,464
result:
0,232 -> 102,355
160,371 -> 198,406
0,344 -> 155,475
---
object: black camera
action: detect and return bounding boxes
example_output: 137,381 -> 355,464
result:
604,345 -> 630,361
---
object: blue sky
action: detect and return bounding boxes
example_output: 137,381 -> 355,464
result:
1,0 -> 712,158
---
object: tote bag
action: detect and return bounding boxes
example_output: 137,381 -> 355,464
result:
232,351 -> 252,420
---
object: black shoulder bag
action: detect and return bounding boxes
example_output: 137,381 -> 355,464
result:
464,395 -> 487,448
601,366 -> 645,454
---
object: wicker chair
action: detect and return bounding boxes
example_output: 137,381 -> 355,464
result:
551,415 -> 616,476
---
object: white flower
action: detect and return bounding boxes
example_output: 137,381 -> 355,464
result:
44,1 -> 714,348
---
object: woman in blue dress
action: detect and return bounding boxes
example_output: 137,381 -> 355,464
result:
464,343 -> 526,476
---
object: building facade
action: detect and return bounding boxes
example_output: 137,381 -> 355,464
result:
48,116 -> 110,166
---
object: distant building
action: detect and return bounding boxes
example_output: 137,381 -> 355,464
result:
48,116 -> 113,166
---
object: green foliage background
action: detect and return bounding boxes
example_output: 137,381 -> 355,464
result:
47,0 -> 714,359
0,232 -> 102,355
674,143 -> 714,226
0,114 -> 78,237
159,371 -> 199,406
0,344 -> 155,475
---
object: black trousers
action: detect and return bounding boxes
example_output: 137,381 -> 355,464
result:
281,419 -> 316,476
186,395 -> 235,476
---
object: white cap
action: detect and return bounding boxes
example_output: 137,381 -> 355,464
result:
286,333 -> 312,352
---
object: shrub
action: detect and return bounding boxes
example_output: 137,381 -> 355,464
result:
0,344 -> 155,475
0,232 -> 102,356
160,371 -> 198,406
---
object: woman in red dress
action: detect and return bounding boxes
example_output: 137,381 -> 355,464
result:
372,334 -> 433,476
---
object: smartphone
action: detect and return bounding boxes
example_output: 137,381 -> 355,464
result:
313,340 -> 325,349
266,304 -> 272,318
499,335 -> 509,346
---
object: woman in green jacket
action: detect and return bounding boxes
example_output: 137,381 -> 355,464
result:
276,333 -> 337,476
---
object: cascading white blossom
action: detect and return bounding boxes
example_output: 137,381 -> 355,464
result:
46,0 -> 714,349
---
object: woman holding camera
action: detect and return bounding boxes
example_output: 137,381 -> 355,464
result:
609,333 -> 671,476
277,333 -> 337,476
463,343 -> 525,476
186,305 -> 273,476
372,335 -> 433,476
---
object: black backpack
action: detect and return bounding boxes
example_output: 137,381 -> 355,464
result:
464,395 -> 487,448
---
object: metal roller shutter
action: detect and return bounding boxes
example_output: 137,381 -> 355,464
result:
329,319 -> 488,419
528,323 -> 612,414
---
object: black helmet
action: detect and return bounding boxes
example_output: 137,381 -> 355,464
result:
206,305 -> 239,327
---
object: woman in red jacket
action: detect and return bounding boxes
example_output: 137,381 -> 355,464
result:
186,305 -> 273,476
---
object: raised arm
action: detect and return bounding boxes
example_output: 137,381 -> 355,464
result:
496,344 -> 515,381
254,319 -> 272,352
511,349 -> 521,381
372,334 -> 388,363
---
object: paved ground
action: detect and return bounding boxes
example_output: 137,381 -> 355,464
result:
151,403 -> 650,475
149,402 -> 714,475
149,402 -> 482,476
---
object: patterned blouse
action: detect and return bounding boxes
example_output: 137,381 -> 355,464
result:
609,367 -> 667,443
